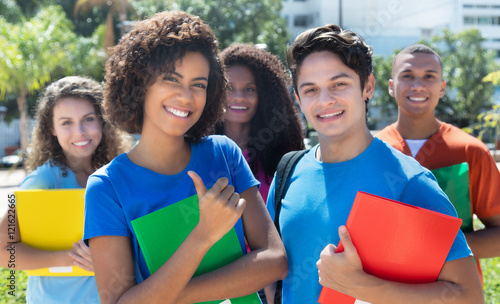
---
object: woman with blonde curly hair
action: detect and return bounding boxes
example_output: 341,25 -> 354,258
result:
0,75 -> 131,303
83,11 -> 287,304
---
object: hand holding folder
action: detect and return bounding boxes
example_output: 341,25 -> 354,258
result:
318,191 -> 462,304
15,189 -> 94,276
131,191 -> 261,304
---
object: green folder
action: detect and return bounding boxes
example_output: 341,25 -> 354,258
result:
431,162 -> 473,232
131,194 -> 261,304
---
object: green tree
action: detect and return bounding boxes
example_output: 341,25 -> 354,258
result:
0,5 -> 105,156
74,0 -> 136,50
430,28 -> 498,127
131,0 -> 290,60
370,54 -> 396,128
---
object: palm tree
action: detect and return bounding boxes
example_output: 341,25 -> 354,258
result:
74,0 -> 135,51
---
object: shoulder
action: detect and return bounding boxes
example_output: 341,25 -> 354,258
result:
371,138 -> 429,178
20,161 -> 64,189
440,123 -> 490,152
89,153 -> 128,181
195,135 -> 240,156
374,124 -> 402,147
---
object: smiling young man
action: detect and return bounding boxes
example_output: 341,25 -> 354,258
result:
267,26 -> 484,303
376,44 -> 500,285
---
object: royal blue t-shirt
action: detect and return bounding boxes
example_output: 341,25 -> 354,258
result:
84,135 -> 259,283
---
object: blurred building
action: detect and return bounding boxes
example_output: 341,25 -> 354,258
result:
282,0 -> 500,62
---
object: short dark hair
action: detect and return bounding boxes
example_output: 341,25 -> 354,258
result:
104,11 -> 225,141
286,24 -> 373,94
392,44 -> 442,76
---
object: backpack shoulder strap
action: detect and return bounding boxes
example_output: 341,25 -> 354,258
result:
274,150 -> 308,237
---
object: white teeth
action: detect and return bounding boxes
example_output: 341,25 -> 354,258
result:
165,106 -> 189,118
73,140 -> 90,146
409,97 -> 427,101
319,110 -> 343,118
229,106 -> 248,110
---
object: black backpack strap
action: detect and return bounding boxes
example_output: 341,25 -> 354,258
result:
273,149 -> 307,304
274,150 -> 307,237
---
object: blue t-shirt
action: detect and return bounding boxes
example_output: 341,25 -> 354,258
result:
266,138 -> 472,304
19,161 -> 100,304
84,135 -> 259,283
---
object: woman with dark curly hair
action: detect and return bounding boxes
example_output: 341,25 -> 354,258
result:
83,11 -> 287,304
217,44 -> 305,203
0,75 -> 131,303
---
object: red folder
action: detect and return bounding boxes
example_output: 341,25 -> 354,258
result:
318,191 -> 462,304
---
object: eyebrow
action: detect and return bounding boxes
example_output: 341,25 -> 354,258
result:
298,73 -> 351,89
170,71 -> 208,82
57,111 -> 96,121
401,68 -> 439,74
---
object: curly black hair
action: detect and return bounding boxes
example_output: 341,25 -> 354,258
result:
217,44 -> 305,179
103,11 -> 226,141
27,76 -> 131,174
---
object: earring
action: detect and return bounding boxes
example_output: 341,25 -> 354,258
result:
365,98 -> 370,103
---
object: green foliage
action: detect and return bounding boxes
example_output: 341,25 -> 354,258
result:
130,0 -> 290,60
483,70 -> 500,85
0,5 -> 75,98
482,257 -> 500,304
429,28 -> 498,127
371,55 -> 396,126
372,28 -> 499,128
0,0 -> 22,23
0,5 -> 105,99
0,268 -> 27,304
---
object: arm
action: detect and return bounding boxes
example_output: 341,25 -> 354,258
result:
317,226 -> 484,304
89,172 -> 248,304
0,196 -> 92,271
178,185 -> 288,303
464,213 -> 500,258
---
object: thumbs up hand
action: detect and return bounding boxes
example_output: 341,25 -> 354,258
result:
188,171 -> 246,246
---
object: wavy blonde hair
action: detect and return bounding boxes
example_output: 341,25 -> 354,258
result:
26,76 -> 132,174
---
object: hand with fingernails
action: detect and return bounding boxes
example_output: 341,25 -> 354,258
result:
317,225 -> 367,298
188,171 -> 246,247
69,240 -> 94,272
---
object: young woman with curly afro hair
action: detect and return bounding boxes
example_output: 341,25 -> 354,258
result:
83,11 -> 287,304
217,44 -> 305,203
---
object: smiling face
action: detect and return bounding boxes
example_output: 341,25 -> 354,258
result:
224,65 -> 259,125
142,51 -> 210,140
389,52 -> 446,119
296,51 -> 374,142
52,97 -> 103,164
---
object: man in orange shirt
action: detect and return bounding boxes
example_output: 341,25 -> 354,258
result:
376,44 -> 500,283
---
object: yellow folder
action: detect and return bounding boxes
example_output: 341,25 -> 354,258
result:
15,189 -> 94,276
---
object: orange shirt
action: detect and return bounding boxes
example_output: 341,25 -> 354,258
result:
377,123 -> 500,282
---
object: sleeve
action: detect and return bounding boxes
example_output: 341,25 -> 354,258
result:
83,173 -> 131,241
221,136 -> 260,194
469,147 -> 500,218
400,171 -> 472,262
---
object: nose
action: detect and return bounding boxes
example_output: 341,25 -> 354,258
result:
228,88 -> 244,100
177,86 -> 193,104
410,78 -> 425,90
318,88 -> 335,105
76,122 -> 86,135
